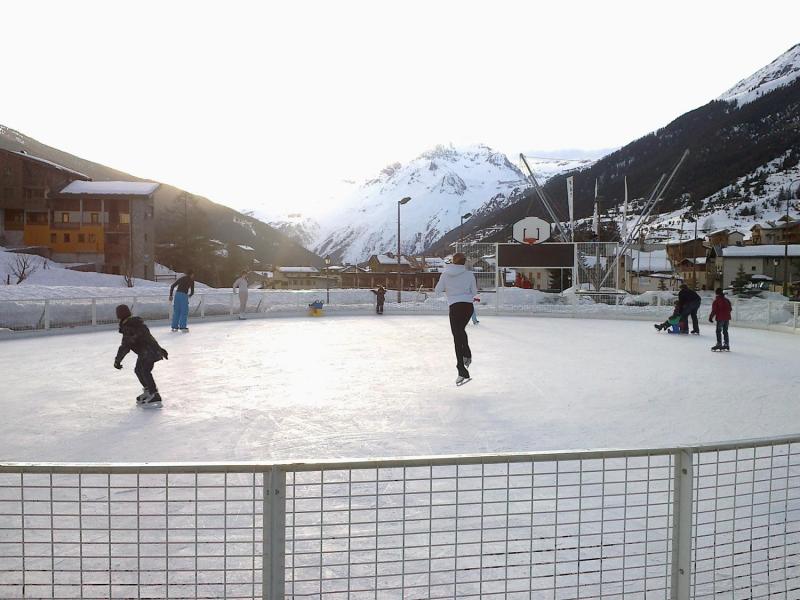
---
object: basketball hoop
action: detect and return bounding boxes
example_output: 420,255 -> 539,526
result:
523,237 -> 538,245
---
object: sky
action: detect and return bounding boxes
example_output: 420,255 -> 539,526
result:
1,0 -> 799,220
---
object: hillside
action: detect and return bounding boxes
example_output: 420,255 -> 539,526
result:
0,125 -> 323,281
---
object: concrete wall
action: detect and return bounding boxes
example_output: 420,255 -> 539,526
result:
130,198 -> 155,280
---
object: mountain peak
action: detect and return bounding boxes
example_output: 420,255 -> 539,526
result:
718,43 -> 800,106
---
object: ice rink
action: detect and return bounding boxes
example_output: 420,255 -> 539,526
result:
1,314 -> 799,462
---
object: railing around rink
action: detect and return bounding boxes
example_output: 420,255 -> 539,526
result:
1,434 -> 799,599
0,289 -> 798,334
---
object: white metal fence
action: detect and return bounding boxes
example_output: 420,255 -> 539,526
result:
1,436 -> 799,599
1,290 -> 798,334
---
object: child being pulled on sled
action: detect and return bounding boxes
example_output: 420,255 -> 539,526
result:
654,300 -> 688,333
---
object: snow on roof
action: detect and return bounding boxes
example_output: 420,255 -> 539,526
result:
375,254 -> 411,265
237,245 -> 255,252
630,249 -> 672,273
707,228 -> 731,236
253,271 -> 274,277
10,150 -> 90,179
61,181 -> 160,195
278,266 -> 319,273
722,244 -> 800,258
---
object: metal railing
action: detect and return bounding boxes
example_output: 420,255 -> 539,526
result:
1,290 -> 798,334
2,435 -> 799,599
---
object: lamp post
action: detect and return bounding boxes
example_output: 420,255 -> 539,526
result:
397,197 -> 411,303
324,255 -> 331,304
459,212 -> 473,251
784,179 -> 800,297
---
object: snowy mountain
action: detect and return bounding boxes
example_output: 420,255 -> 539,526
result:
266,213 -> 320,249
718,43 -> 800,106
308,144 -> 529,263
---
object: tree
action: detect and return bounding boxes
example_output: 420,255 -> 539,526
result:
731,264 -> 750,293
547,268 -> 572,292
10,254 -> 39,284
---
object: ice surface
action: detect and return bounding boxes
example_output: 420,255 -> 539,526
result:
1,315 -> 799,463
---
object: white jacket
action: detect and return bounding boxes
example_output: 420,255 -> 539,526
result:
434,263 -> 477,305
232,276 -> 249,294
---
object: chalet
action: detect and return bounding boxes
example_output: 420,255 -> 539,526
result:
720,244 -> 800,288
706,228 -> 745,249
664,238 -> 706,264
0,148 -> 158,278
366,253 -> 415,273
271,266 -> 320,289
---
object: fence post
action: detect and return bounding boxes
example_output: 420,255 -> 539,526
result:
733,297 -> 739,322
230,293 -> 235,316
766,300 -> 772,326
44,299 -> 50,330
795,302 -> 799,331
91,298 -> 97,326
200,295 -> 206,318
263,466 -> 286,600
670,449 -> 693,600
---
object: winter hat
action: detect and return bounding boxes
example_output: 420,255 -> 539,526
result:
116,304 -> 132,320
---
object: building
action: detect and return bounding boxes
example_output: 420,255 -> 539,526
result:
706,229 -> 745,248
0,148 -> 158,278
750,219 -> 800,245
720,244 -> 800,288
366,253 -> 414,273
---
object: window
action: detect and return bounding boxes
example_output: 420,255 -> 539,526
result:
63,233 -> 71,243
119,213 -> 130,224
88,233 -> 96,243
78,234 -> 85,243
90,213 -> 99,224
61,213 -> 70,223
50,233 -> 56,243
751,266 -> 756,271
26,212 -> 47,224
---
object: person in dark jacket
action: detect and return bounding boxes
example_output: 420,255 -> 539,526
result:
169,271 -> 195,331
709,287 -> 732,350
371,285 -> 386,314
114,304 -> 168,404
677,283 -> 702,334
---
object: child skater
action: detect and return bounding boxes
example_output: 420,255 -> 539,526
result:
654,300 -> 688,333
371,285 -> 386,314
709,287 -> 732,351
114,304 -> 169,405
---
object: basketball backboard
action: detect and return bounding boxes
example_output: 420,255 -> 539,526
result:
512,217 -> 551,244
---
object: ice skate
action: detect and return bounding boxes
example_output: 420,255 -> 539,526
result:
654,323 -> 663,331
711,344 -> 722,352
456,375 -> 472,386
722,345 -> 730,352
140,392 -> 162,406
171,328 -> 178,332
180,328 -> 190,333
136,389 -> 150,403
691,331 -> 700,335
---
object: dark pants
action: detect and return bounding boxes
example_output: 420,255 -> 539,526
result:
376,301 -> 384,314
715,320 -> 730,347
449,302 -> 473,377
679,300 -> 701,333
135,356 -> 158,393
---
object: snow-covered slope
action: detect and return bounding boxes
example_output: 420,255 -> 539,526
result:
718,43 -> 800,106
311,144 -> 529,263
266,214 -> 320,249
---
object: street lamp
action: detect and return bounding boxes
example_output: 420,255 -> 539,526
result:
397,197 -> 411,303
324,255 -> 331,304
459,212 -> 473,250
783,179 -> 800,297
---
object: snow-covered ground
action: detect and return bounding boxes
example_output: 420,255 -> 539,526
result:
1,315 -> 798,463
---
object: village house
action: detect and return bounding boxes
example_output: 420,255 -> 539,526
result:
720,244 -> 800,289
750,218 -> 800,245
0,148 -> 158,278
366,253 -> 415,273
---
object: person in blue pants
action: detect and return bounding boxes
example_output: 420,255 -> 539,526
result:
169,271 -> 195,332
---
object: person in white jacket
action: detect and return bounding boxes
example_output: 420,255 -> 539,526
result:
232,270 -> 249,319
434,253 -> 478,384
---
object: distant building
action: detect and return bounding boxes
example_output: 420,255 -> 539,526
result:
366,253 -> 414,273
720,244 -> 800,288
0,148 -> 158,278
750,219 -> 800,245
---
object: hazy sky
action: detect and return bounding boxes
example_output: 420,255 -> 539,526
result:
2,0 -> 799,219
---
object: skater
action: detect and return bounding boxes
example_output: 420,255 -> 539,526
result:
434,252 -> 478,385
372,285 -> 386,314
169,270 -> 195,331
677,283 -> 702,334
471,296 -> 480,325
232,270 -> 249,319
709,287 -> 732,351
113,304 -> 168,405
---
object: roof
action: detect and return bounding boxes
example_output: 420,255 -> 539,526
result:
374,254 -> 411,265
4,149 -> 90,179
722,244 -> 800,258
60,181 -> 160,196
237,245 -> 255,252
278,266 -> 319,273
629,249 -> 672,274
